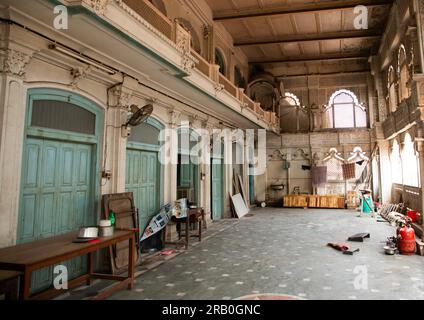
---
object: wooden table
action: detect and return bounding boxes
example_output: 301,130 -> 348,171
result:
0,230 -> 136,300
0,270 -> 21,300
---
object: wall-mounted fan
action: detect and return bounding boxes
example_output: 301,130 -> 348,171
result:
121,104 -> 154,138
125,104 -> 153,127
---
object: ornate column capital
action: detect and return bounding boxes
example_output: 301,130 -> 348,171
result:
107,77 -> 138,109
108,84 -> 132,109
0,49 -> 32,78
168,109 -> 181,128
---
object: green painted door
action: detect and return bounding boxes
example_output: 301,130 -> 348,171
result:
19,138 -> 95,293
211,158 -> 224,220
126,149 -> 160,233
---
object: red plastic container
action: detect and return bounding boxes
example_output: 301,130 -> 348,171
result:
407,210 -> 418,223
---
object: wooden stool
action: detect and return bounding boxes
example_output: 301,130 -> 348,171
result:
0,271 -> 21,300
163,208 -> 205,250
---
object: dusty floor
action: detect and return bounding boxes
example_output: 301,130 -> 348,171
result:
106,208 -> 424,300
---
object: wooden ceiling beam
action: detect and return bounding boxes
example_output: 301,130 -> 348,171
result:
234,29 -> 383,46
250,53 -> 370,64
275,70 -> 371,78
213,0 -> 394,21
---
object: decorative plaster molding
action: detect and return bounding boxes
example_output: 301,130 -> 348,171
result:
203,25 -> 212,40
70,66 -> 93,89
181,53 -> 196,74
268,149 -> 287,162
108,84 -> 132,109
292,148 -> 310,161
85,0 -> 110,15
214,82 -> 224,93
0,49 -> 31,78
174,21 -> 191,53
168,109 -> 181,126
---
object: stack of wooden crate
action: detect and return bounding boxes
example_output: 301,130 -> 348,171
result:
308,195 -> 320,208
319,195 -> 345,209
283,195 -> 345,209
283,195 -> 308,208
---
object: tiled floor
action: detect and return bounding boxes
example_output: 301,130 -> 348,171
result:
107,207 -> 424,300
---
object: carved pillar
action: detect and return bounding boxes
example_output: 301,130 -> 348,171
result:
222,125 -> 233,217
406,26 -> 420,75
0,46 -> 33,247
201,119 -> 213,218
204,25 -> 215,64
105,77 -> 138,194
168,110 -> 180,204
173,20 -> 196,75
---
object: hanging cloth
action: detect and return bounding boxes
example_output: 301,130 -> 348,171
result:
342,163 -> 356,180
312,166 -> 327,185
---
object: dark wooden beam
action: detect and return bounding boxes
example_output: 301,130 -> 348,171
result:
214,0 -> 393,21
235,29 -> 383,47
275,70 -> 371,78
250,53 -> 370,64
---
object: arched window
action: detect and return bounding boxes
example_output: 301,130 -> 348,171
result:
398,45 -> 410,102
388,66 -> 398,112
215,48 -> 226,76
390,140 -> 402,184
401,134 -> 420,187
324,89 -> 367,129
279,92 -> 309,133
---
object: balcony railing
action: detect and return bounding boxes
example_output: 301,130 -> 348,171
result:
219,73 -> 238,98
123,0 -> 173,39
190,49 -> 210,78
121,0 -> 278,129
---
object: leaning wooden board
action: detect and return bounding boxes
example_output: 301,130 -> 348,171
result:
231,193 -> 249,218
102,193 -> 140,274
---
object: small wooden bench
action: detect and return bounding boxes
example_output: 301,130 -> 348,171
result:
0,271 -> 21,300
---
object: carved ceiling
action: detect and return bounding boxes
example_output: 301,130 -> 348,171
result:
206,0 -> 393,76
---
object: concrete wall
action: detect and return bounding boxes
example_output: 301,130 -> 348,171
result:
256,130 -> 371,204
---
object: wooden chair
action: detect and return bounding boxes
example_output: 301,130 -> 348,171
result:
163,208 -> 205,250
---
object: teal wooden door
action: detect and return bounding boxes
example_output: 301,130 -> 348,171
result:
19,138 -> 94,293
126,149 -> 159,233
180,163 -> 193,188
211,158 -> 224,220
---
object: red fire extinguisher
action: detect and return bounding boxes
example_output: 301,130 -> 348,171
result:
397,223 -> 416,255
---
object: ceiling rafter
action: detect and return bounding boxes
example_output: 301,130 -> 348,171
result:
249,53 -> 370,64
213,0 -> 394,21
234,28 -> 383,47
